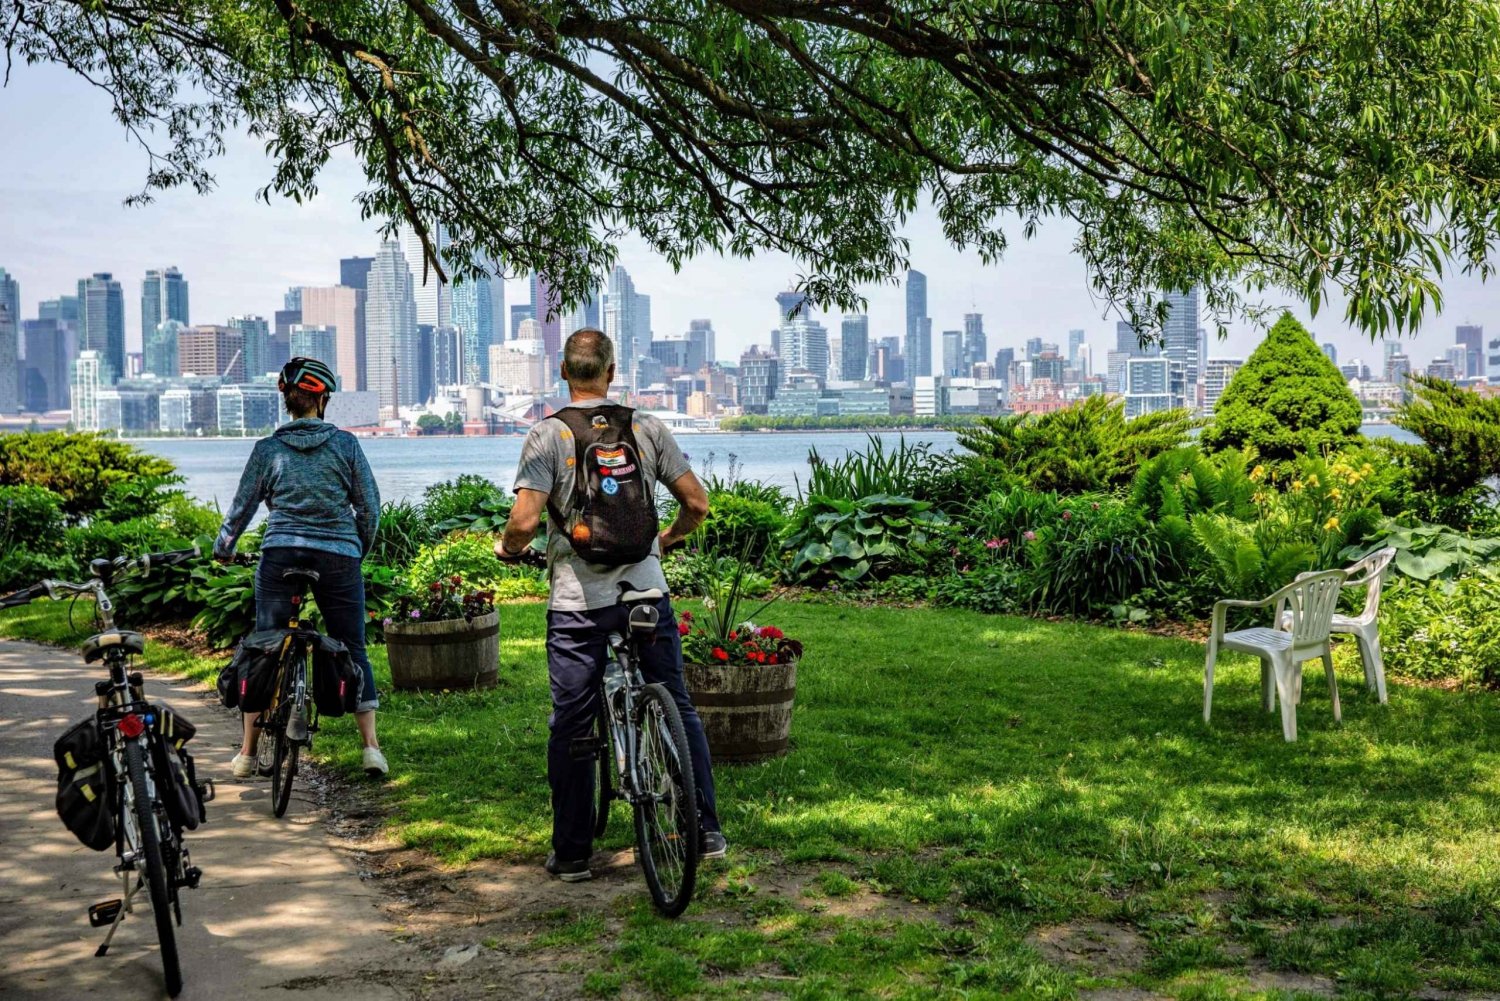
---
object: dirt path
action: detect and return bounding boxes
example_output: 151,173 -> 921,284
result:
0,639 -> 421,999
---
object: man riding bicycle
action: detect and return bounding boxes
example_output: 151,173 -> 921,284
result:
213,357 -> 387,779
496,328 -> 724,881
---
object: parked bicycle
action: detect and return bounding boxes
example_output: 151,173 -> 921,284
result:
581,582 -> 700,917
0,546 -> 211,998
218,553 -> 362,818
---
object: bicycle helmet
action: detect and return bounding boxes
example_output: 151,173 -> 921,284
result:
279,357 -> 338,394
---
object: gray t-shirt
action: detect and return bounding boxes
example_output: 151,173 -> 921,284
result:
513,399 -> 692,611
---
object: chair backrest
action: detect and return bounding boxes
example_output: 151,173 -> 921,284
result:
1276,570 -> 1347,647
1345,546 -> 1396,621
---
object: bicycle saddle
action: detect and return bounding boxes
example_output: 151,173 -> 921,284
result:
82,630 -> 146,663
618,586 -> 664,604
281,568 -> 321,585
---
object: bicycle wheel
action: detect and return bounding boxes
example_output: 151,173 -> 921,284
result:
270,710 -> 299,818
253,710 -> 277,777
124,738 -> 183,997
631,684 -> 698,918
592,707 -> 612,840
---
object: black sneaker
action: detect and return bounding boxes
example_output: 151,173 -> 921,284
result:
544,852 -> 592,882
700,830 -> 727,860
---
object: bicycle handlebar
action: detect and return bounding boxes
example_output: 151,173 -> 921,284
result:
0,544 -> 204,609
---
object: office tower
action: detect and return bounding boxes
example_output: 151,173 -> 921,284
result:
1320,342 -> 1338,368
942,330 -> 963,377
228,315 -> 271,379
488,342 -> 547,394
510,304 -> 535,340
1456,324 -> 1483,377
487,262 -> 507,349
840,315 -> 869,381
688,319 -> 716,367
1385,352 -> 1412,387
290,324 -> 338,369
1068,328 -> 1086,368
270,308 -> 299,372
141,267 -> 189,353
904,270 -> 930,377
340,256 -> 374,291
145,319 -> 183,379
1203,358 -> 1244,412
450,277 -> 494,385
0,268 -> 17,413
776,289 -> 808,322
71,351 -> 106,429
1032,352 -> 1066,383
178,325 -> 246,382
739,346 -> 780,413
402,223 -> 450,329
416,324 -> 437,402
300,286 -> 366,391
530,272 -> 563,366
22,317 -> 74,411
1124,356 -> 1173,417
778,316 -> 829,382
1161,288 -> 1200,406
1025,336 -> 1044,361
283,287 -> 302,312
962,314 -> 987,375
78,273 -> 126,382
1076,344 -> 1093,379
39,295 -> 80,327
431,324 -> 461,389
994,346 -> 1015,387
1446,345 -> 1470,379
604,266 -> 650,385
366,239 -> 420,413
216,384 -> 280,434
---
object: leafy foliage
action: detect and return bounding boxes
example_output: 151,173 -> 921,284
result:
404,533 -> 545,598
690,492 -> 787,563
802,436 -> 936,502
0,484 -> 68,552
391,575 -> 496,624
1343,521 -> 1500,582
0,432 -> 175,521
369,499 -> 437,566
1020,497 -> 1169,617
423,474 -> 513,533
1381,570 -> 1500,688
191,562 -> 258,649
1386,375 -> 1500,527
783,494 -> 947,584
957,395 -> 1196,494
678,556 -> 800,667
1200,313 -> 1362,465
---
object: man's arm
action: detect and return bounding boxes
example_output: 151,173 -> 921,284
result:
496,488 -> 549,560
659,470 -> 710,552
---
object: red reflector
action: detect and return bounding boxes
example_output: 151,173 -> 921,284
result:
117,713 -> 145,738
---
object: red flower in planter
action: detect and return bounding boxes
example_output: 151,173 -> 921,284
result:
757,626 -> 784,640
678,622 -> 690,636
711,647 -> 729,662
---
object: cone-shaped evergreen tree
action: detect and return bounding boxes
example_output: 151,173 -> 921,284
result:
1201,313 -> 1362,463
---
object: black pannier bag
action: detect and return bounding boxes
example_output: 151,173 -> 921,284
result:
310,633 -> 362,717
226,629 -> 290,713
148,702 -> 206,831
549,405 -> 660,567
54,717 -> 115,850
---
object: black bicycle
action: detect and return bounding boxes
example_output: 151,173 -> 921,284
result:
0,546 -> 209,998
584,584 -> 699,917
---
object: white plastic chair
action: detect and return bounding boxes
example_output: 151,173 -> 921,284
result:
1290,547 -> 1396,704
1203,570 -> 1347,741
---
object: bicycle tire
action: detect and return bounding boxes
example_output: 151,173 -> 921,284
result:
631,684 -> 698,918
270,716 -> 298,818
592,706 -> 612,840
124,738 -> 183,997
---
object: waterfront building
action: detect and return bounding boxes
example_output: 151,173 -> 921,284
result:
1161,288 -> 1199,408
1384,352 -> 1412,389
290,325 -> 338,371
21,317 -> 74,411
97,388 -> 159,433
1456,324 -> 1483,378
141,267 -> 189,354
450,277 -> 494,384
963,314 -> 987,376
145,319 -> 183,379
78,273 -> 126,382
70,351 -> 106,429
778,315 -> 829,385
688,319 -> 715,367
0,268 -> 18,413
739,346 -> 780,414
488,343 -> 547,394
366,240 -> 420,413
228,315 -> 272,379
603,267 -> 651,387
217,383 -> 280,434
941,330 -> 963,377
904,270 -> 930,377
1427,357 -> 1458,382
1203,357 -> 1244,413
402,222 -> 450,330
340,256 -> 374,291
840,315 -> 869,381
300,285 -> 366,391
178,325 -> 245,382
1125,356 -> 1173,417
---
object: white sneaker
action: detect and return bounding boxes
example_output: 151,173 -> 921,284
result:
362,746 -> 388,778
231,754 -> 255,779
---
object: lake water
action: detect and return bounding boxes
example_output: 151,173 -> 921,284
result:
135,423 -> 1419,510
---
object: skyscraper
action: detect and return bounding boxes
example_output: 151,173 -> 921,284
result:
1161,288 -> 1200,407
941,330 -> 963,377
178,325 -> 246,382
840,315 -> 869,381
402,223 -> 450,329
604,266 -> 650,385
530,272 -> 563,366
776,289 -> 808,322
904,270 -> 930,378
300,286 -> 366,391
290,324 -> 337,370
71,351 -> 105,430
1456,324 -> 1483,378
0,268 -> 18,413
1320,342 -> 1339,368
141,267 -> 189,356
340,256 -> 374,291
228,315 -> 272,378
994,347 -> 1015,387
145,319 -> 182,379
688,319 -> 716,368
963,314 -> 986,375
22,317 -> 73,411
78,273 -> 126,383
366,239 -> 420,413
779,315 -> 829,382
450,277 -> 494,384
284,287 -> 303,311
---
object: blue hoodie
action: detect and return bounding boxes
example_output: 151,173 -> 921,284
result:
214,418 -> 380,560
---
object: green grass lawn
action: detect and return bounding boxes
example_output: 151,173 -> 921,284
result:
4,598 -> 1498,999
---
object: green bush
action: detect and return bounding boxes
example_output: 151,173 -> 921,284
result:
931,563 -> 1026,614
370,499 -> 437,566
0,484 -> 70,584
423,474 -> 511,531
963,486 -> 1062,550
0,431 -> 176,521
64,516 -> 200,569
663,550 -> 772,598
1385,374 -> 1500,528
98,474 -> 189,523
1199,312 -> 1362,466
192,562 -> 257,648
1344,521 -> 1500,581
1021,496 -> 1169,616
0,550 -> 79,593
782,494 -> 947,584
1381,570 -> 1500,687
691,492 -> 787,562
802,435 -> 937,501
404,533 -> 544,596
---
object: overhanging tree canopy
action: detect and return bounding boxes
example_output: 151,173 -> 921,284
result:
8,0 -> 1500,333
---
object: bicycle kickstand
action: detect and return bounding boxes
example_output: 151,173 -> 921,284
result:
93,875 -> 142,957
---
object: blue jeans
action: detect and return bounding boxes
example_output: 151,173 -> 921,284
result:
255,547 -> 379,712
545,596 -> 719,860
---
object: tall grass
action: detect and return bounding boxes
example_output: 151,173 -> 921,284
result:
800,434 -> 934,501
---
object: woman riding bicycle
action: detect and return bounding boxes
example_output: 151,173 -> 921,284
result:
213,357 -> 387,779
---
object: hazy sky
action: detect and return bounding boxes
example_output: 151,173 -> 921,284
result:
2,59 -> 1493,370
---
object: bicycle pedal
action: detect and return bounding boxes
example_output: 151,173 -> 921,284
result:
181,866 -> 203,890
199,779 -> 216,803
88,899 -> 123,928
568,736 -> 603,761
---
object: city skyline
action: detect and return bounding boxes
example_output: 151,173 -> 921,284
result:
2,59 -> 1494,377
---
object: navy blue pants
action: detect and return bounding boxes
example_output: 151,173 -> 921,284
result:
255,547 -> 379,712
546,596 -> 719,860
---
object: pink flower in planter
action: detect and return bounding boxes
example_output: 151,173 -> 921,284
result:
1023,530 -> 1037,541
985,538 -> 1001,549
1062,510 -> 1073,520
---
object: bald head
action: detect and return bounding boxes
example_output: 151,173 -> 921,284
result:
562,327 -> 615,386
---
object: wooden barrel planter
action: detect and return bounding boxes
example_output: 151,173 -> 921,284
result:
684,659 -> 797,763
384,611 -> 500,692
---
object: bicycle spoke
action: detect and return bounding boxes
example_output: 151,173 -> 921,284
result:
640,706 -> 688,889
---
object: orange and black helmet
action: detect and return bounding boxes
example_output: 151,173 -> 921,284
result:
278,357 -> 338,394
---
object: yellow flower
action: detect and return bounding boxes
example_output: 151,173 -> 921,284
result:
1306,474 -> 1320,488
1324,517 -> 1340,531
1361,463 -> 1374,475
1250,464 -> 1266,482
1330,487 -> 1342,500
1291,480 -> 1304,492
